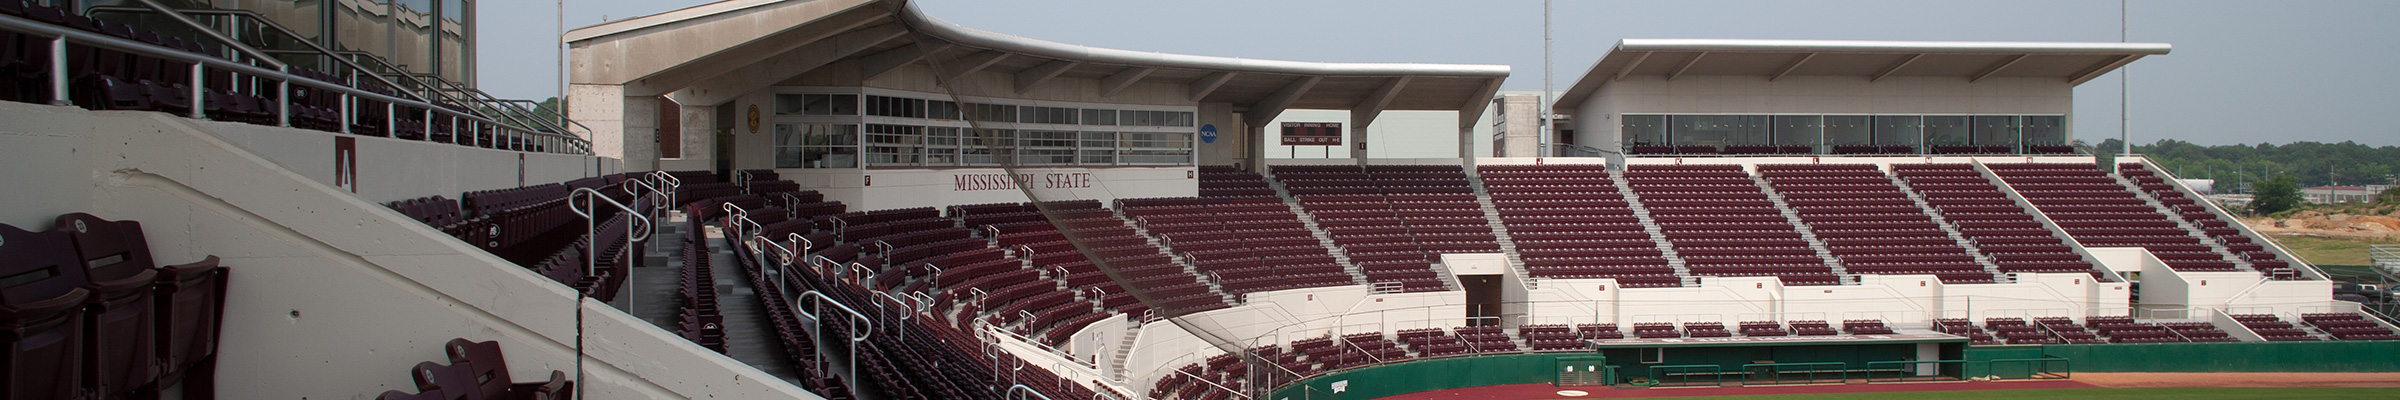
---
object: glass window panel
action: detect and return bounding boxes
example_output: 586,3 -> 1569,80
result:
1668,115 -> 1769,148
1924,115 -> 1971,147
825,95 -> 857,115
1873,115 -> 1924,151
775,94 -> 807,115
1772,115 -> 1823,148
1824,116 -> 1872,146
2021,115 -> 2065,147
865,124 -> 924,166
1083,109 -> 1117,125
962,129 -> 1015,165
925,127 -> 961,166
774,124 -> 802,168
1973,115 -> 2019,150
1621,114 -> 1667,147
929,101 -> 961,120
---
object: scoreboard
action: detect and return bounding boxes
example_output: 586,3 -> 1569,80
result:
1281,122 -> 1342,146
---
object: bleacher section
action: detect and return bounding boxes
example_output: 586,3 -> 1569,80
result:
1760,164 -> 1996,283
2117,164 -> 2303,278
1277,164 -> 1491,292
1478,164 -> 1679,287
1987,163 -> 2261,275
1122,196 -> 1351,297
1624,165 -> 1838,285
1,214 -> 228,400
1892,164 -> 2105,279
712,200 -> 1116,400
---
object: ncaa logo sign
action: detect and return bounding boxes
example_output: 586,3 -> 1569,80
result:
1199,124 -> 1218,143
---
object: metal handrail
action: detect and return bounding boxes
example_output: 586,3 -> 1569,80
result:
96,4 -> 588,139
874,291 -> 915,341
749,235 -> 798,298
0,13 -> 591,154
647,171 -> 682,210
1005,384 -> 1056,400
105,3 -> 582,139
566,188 -> 652,278
848,262 -> 875,286
794,290 -> 874,394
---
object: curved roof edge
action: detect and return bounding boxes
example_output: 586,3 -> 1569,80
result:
1615,38 -> 2173,55
896,1 -> 1509,78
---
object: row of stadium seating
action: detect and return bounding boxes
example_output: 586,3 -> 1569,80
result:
2118,164 -> 2303,278
1277,165 -> 1491,292
1625,144 -> 2080,156
1762,164 -> 1997,284
0,213 -> 228,400
1989,164 -> 2269,275
1628,165 -> 1842,286
711,199 -> 1121,400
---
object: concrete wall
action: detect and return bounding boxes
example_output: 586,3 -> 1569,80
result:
1491,94 -> 1542,158
0,104 -> 813,399
778,165 -> 1196,211
0,102 -> 609,221
1260,109 -> 1490,160
1569,75 -> 2074,152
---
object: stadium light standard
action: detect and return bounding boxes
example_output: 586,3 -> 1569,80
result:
1541,0 -> 1554,158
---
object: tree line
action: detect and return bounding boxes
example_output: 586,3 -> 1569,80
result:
2086,138 -> 2400,193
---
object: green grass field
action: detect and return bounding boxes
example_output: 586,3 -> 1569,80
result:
1630,387 -> 2400,400
2268,234 -> 2397,267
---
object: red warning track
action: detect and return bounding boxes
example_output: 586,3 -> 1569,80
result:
1373,380 -> 2096,399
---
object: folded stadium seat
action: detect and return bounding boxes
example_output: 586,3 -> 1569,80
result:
52,213 -> 163,399
150,255 -> 227,398
0,223 -> 96,400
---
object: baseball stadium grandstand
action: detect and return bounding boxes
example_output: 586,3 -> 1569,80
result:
0,0 -> 2393,399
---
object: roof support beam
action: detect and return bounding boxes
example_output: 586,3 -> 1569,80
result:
665,23 -> 908,105
1098,67 -> 1155,98
1870,53 -> 1923,82
1350,77 -> 1412,124
1612,52 -> 1651,82
627,18 -> 895,96
1769,53 -> 1815,82
940,50 -> 1009,83
1242,76 -> 1320,128
1970,54 -> 2029,83
1187,71 -> 1236,102
859,39 -> 953,80
1458,77 -> 1506,131
1015,60 -> 1078,94
2068,54 -> 2140,85
1665,52 -> 1707,82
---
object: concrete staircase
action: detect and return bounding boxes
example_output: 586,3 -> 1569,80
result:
1752,171 -> 1848,276
1112,206 -> 1233,305
1465,168 -> 1525,288
1613,170 -> 1691,281
1261,167 -> 1372,287
1107,322 -> 1142,382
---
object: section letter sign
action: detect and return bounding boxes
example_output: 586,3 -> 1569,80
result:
1281,122 -> 1342,146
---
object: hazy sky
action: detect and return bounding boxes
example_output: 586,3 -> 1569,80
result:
479,0 -> 2400,147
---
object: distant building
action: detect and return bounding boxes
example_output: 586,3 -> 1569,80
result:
2304,185 -> 2394,204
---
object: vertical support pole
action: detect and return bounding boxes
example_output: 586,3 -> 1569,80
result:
190,63 -> 207,119
339,92 -> 352,134
277,68 -> 292,127
386,102 -> 397,138
50,37 -> 69,106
